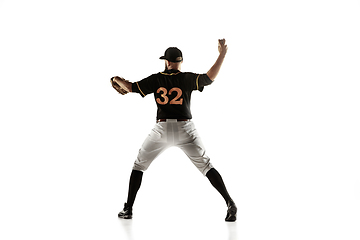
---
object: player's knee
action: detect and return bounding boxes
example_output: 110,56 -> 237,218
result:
133,162 -> 149,172
201,163 -> 213,176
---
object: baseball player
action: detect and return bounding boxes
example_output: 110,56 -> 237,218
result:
111,39 -> 237,222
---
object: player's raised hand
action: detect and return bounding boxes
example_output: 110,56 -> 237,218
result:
218,39 -> 228,56
207,39 -> 228,80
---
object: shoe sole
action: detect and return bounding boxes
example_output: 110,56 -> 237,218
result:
225,215 -> 236,222
118,214 -> 132,219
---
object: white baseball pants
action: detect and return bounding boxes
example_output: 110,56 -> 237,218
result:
133,119 -> 213,176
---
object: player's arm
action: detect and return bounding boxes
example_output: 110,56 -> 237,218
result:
206,39 -> 228,81
111,76 -> 132,93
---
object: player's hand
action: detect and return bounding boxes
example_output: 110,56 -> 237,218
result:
218,39 -> 228,56
112,76 -> 122,84
112,76 -> 128,87
111,76 -> 132,94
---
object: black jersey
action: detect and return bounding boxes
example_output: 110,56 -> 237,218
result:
132,69 -> 213,120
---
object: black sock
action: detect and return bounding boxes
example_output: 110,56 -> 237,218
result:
126,170 -> 143,208
206,168 -> 232,205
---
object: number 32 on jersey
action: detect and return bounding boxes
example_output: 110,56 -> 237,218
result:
156,87 -> 183,105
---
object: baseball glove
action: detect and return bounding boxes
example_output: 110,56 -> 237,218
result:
110,76 -> 130,95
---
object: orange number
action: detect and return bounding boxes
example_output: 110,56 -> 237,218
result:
156,87 -> 183,105
169,88 -> 183,105
156,87 -> 169,105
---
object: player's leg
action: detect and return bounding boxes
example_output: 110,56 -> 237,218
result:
118,170 -> 143,219
176,121 -> 237,221
206,168 -> 237,221
119,123 -> 168,219
126,170 -> 143,207
206,168 -> 233,205
179,142 -> 237,221
176,121 -> 213,175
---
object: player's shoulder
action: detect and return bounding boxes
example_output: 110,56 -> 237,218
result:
141,72 -> 159,81
179,72 -> 199,78
181,71 -> 196,75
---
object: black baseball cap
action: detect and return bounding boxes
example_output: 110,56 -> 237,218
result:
159,47 -> 183,62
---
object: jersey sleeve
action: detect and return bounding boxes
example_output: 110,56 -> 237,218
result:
132,74 -> 157,97
193,73 -> 213,92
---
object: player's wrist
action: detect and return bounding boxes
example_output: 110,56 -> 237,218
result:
219,52 -> 227,58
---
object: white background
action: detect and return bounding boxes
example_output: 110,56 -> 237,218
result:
1,0 -> 359,239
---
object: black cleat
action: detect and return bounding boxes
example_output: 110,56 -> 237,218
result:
225,200 -> 237,222
118,203 -> 132,219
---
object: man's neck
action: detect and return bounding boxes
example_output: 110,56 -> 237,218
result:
167,66 -> 180,71
164,68 -> 180,72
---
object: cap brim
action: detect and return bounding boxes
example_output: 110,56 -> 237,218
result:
159,56 -> 166,60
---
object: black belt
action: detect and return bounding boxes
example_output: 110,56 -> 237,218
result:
157,119 -> 190,123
